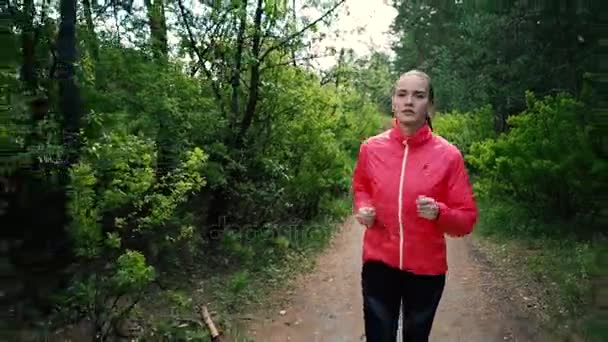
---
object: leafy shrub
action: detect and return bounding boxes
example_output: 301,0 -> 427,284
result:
55,250 -> 155,341
432,104 -> 496,158
227,66 -> 384,223
57,120 -> 208,339
468,92 -> 601,221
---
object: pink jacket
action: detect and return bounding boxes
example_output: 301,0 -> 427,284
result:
352,119 -> 478,275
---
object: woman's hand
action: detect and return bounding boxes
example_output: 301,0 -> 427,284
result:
356,207 -> 375,227
416,195 -> 439,220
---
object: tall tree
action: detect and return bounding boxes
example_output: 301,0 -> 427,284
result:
82,0 -> 101,85
144,0 -> 168,59
20,0 -> 37,91
389,0 -> 596,130
56,0 -> 82,168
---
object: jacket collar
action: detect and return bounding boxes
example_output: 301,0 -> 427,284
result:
389,118 -> 433,147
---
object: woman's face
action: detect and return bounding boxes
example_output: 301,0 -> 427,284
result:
391,74 -> 431,128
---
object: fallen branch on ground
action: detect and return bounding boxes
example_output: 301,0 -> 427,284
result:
199,304 -> 224,341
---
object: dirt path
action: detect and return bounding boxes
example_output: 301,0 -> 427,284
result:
245,217 -> 553,342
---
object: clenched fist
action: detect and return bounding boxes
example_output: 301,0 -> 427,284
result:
416,195 -> 439,220
356,207 -> 375,227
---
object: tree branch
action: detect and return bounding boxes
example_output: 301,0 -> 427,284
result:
176,0 -> 224,112
259,0 -> 346,62
261,52 -> 336,71
186,5 -> 232,63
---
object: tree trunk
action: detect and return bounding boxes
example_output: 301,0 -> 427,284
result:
144,0 -> 168,60
56,0 -> 82,170
291,0 -> 297,66
144,0 -> 171,176
82,0 -> 101,86
235,0 -> 264,148
21,0 -> 37,91
231,1 -> 248,131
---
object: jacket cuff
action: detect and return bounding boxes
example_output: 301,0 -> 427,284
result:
436,201 -> 449,224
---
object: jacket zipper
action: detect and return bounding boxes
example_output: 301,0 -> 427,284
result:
396,142 -> 409,342
398,142 -> 408,270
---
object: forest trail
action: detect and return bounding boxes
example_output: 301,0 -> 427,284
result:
243,216 -> 554,342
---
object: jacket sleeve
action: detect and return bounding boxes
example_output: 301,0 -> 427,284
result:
435,150 -> 478,237
352,142 -> 373,213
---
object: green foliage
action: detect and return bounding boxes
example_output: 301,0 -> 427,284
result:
228,270 -> 250,295
67,162 -> 102,257
54,250 -> 154,340
390,0 -> 596,119
468,92 -> 600,221
111,251 -> 156,294
326,52 -> 395,115
59,113 -> 208,337
432,105 -> 496,157
34,30 -> 384,334
67,124 -> 208,249
224,65 -> 384,223
0,92 -> 28,175
0,89 -> 64,181
474,198 -> 604,338
220,230 -> 256,266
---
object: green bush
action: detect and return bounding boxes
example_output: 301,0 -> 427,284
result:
57,118 -> 209,338
468,92 -> 601,221
433,104 -> 496,158
227,67 -> 384,223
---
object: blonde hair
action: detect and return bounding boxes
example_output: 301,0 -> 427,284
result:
393,69 -> 434,103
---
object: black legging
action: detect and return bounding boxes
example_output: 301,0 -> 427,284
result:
361,260 -> 445,342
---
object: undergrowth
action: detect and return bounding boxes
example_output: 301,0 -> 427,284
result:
135,196 -> 353,341
473,198 -> 606,342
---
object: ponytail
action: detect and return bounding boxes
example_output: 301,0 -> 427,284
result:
426,114 -> 433,131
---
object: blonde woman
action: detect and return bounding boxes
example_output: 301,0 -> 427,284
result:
352,70 -> 478,341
